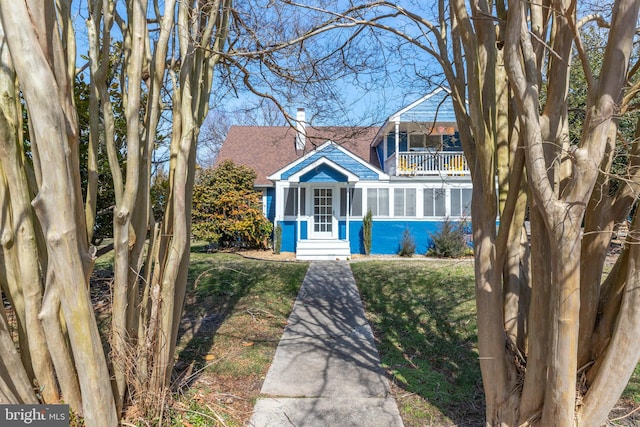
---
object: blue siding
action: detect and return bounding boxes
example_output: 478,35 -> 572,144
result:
281,218 -> 471,255
348,219 -> 470,255
402,89 -> 457,123
266,188 -> 276,221
282,145 -> 380,180
376,144 -> 384,167
386,135 -> 394,157
300,164 -> 348,183
280,220 -> 308,252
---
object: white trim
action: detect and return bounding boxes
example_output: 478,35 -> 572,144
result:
389,87 -> 452,122
288,157 -> 360,183
268,140 -> 389,181
371,86 -> 453,146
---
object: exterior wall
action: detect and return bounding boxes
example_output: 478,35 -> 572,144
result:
279,217 -> 469,255
282,144 -> 381,180
300,164 -> 348,182
274,177 -> 473,255
265,187 -> 276,221
278,220 -> 308,252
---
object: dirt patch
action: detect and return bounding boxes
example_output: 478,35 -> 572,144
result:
220,248 -> 299,262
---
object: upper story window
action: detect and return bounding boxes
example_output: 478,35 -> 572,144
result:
409,133 -> 442,151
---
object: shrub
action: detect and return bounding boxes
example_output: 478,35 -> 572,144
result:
398,228 -> 416,257
428,218 -> 468,258
363,209 -> 373,255
273,222 -> 282,254
192,161 -> 272,249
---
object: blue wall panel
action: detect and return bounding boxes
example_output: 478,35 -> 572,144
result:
279,221 -> 297,253
300,164 -> 348,183
280,220 -> 309,252
282,219 -> 471,256
282,145 -> 380,180
347,220 -> 470,255
265,188 -> 276,221
376,144 -> 385,169
339,221 -> 346,240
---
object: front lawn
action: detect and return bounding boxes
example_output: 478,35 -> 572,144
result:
351,260 -> 483,426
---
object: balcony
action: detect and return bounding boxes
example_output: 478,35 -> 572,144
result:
387,151 -> 469,176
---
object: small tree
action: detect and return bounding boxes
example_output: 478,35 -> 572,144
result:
273,222 -> 282,254
362,209 -> 373,255
398,228 -> 416,257
428,218 -> 468,258
192,161 -> 272,249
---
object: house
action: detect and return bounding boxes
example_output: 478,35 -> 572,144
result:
215,87 -> 471,259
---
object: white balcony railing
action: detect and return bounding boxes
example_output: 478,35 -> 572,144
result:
394,151 -> 469,176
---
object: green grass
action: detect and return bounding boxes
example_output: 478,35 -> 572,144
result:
172,252 -> 308,426
177,252 -> 308,369
623,364 -> 640,402
91,245 -> 640,425
351,260 -> 483,426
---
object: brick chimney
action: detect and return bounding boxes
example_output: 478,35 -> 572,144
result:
295,108 -> 306,151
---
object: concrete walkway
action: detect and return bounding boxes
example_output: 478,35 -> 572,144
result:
249,261 -> 403,427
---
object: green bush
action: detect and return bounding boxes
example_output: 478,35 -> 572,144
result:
192,160 -> 272,249
428,218 -> 468,258
273,222 -> 282,254
398,228 -> 416,257
363,209 -> 373,255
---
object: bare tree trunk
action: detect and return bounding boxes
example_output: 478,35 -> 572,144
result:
0,299 -> 37,404
0,31 -> 60,404
0,3 -> 117,425
578,214 -> 640,426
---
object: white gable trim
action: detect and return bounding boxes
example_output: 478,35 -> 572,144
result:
287,157 -> 359,183
268,140 -> 389,181
388,86 -> 451,122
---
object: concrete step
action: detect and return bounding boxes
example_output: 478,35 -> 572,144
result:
296,239 -> 351,260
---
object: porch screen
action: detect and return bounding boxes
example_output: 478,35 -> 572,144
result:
367,188 -> 389,216
394,188 -> 416,217
423,188 -> 446,217
340,188 -> 362,216
284,188 -> 306,216
451,188 -> 472,217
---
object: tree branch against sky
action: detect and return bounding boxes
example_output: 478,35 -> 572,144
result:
1,1 -> 639,426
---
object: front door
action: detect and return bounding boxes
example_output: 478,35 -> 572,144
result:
312,187 -> 335,238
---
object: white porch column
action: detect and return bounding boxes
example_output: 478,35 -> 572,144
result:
394,120 -> 400,175
346,185 -> 350,243
296,184 -> 301,242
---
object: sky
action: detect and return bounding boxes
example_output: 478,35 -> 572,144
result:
211,1 -> 446,130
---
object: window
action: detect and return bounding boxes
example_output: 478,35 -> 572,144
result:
427,134 -> 442,150
409,133 -> 442,151
409,133 -> 425,150
451,188 -> 472,217
394,188 -> 416,217
424,188 -> 446,217
340,188 -> 363,216
367,188 -> 389,216
284,188 -> 306,216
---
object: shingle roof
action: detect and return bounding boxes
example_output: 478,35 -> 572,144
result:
215,125 -> 381,186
